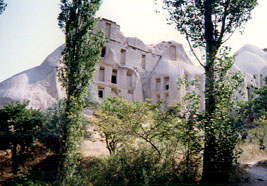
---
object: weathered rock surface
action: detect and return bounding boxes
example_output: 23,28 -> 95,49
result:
0,45 -> 64,110
0,20 -> 266,110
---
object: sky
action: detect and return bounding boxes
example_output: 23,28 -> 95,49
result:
0,0 -> 267,81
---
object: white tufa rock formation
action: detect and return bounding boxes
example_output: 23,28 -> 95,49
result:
0,45 -> 65,110
0,19 -> 266,110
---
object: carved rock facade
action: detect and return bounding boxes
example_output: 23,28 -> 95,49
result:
0,19 -> 266,110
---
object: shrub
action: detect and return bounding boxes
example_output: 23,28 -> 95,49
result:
85,148 -> 192,185
0,102 -> 45,175
90,96 -> 203,184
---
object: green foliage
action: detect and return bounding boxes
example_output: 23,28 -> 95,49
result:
57,0 -> 104,184
243,85 -> 267,121
0,102 -> 45,174
92,96 -> 203,184
162,0 -> 257,49
93,97 -> 162,155
238,83 -> 267,124
0,0 -> 6,15
38,100 -> 66,154
202,49 -> 245,182
3,173 -> 49,186
250,121 -> 267,151
85,150 -> 185,185
162,0 -> 257,183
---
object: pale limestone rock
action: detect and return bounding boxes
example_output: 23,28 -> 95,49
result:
0,19 -> 266,111
1,19 -> 266,157
0,45 -> 64,110
234,44 -> 267,89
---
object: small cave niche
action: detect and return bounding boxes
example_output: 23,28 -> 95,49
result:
98,87 -> 104,98
120,49 -> 126,65
164,77 -> 170,90
101,47 -> 106,58
141,54 -> 146,70
99,66 -> 105,82
156,78 -> 161,91
111,69 -> 118,84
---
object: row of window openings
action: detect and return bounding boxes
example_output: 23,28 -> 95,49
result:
155,76 -> 202,92
156,77 -> 170,91
104,21 -> 146,69
99,68 -> 118,84
102,45 -> 174,66
101,46 -> 175,68
99,67 -> 134,87
98,87 -> 134,99
105,22 -> 176,63
101,47 -> 146,70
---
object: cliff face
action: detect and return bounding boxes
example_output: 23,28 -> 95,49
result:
0,19 -> 266,110
0,45 -> 64,110
0,19 -> 203,110
234,44 -> 267,87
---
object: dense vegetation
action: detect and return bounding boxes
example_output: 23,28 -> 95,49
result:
57,0 -> 104,184
1,0 -> 267,185
1,83 -> 266,185
161,0 -> 258,183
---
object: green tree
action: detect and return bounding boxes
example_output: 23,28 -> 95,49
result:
93,97 -> 162,156
162,0 -> 257,183
57,0 -> 104,184
0,102 -> 45,174
92,96 -> 203,183
0,0 -> 6,15
247,83 -> 267,120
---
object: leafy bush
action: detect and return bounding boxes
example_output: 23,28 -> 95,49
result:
38,100 -> 66,154
0,102 -> 46,174
240,85 -> 267,122
85,148 -> 196,186
90,96 -> 203,184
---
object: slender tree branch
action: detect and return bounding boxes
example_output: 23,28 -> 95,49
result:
218,0 -> 231,44
185,35 -> 205,67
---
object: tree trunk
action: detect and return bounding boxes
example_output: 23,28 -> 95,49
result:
202,46 -> 220,183
201,0 -> 226,183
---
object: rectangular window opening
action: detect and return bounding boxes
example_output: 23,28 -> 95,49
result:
120,49 -> 126,65
141,55 -> 146,70
99,67 -> 105,82
105,23 -> 111,38
127,71 -> 133,89
164,77 -> 170,90
156,78 -> 161,91
98,87 -> 104,98
111,69 -> 118,84
101,47 -> 106,57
